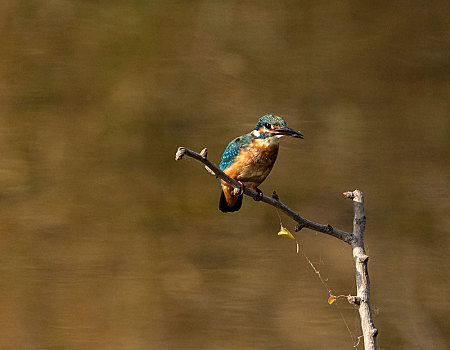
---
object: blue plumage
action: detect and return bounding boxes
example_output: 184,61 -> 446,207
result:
219,134 -> 252,171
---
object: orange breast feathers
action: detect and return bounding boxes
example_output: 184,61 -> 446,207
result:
221,140 -> 279,205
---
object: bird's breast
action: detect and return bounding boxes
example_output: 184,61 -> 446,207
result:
224,139 -> 279,188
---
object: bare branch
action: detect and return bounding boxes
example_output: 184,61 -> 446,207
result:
346,190 -> 378,349
176,146 -> 354,244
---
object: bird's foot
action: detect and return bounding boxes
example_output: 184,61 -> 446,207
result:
232,181 -> 244,196
253,188 -> 263,201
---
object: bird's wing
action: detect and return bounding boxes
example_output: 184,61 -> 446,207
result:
219,133 -> 252,171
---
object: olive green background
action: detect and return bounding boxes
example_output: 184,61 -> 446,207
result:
0,1 -> 448,349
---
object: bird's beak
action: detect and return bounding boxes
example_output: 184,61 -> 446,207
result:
274,126 -> 304,139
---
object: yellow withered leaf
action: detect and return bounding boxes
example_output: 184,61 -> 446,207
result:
328,295 -> 336,305
277,226 -> 296,240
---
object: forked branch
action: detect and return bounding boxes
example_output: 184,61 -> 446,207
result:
175,146 -> 377,349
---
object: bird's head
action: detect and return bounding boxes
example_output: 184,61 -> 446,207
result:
252,114 -> 304,139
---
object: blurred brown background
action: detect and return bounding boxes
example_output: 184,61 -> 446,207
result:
0,1 -> 449,349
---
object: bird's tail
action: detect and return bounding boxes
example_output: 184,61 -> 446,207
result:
219,189 -> 243,212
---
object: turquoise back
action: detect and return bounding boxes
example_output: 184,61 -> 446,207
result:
219,133 -> 252,171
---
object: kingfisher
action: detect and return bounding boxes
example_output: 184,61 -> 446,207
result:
219,114 -> 303,212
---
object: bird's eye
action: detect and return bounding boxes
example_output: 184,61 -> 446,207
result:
264,123 -> 272,129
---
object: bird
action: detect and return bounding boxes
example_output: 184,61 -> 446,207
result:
219,114 -> 303,212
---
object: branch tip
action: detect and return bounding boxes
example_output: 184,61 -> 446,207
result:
272,191 -> 279,201
343,191 -> 354,199
175,147 -> 186,161
200,148 -> 208,158
343,190 -> 363,203
353,189 -> 363,203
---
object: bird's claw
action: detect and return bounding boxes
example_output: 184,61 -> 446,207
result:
238,181 -> 244,195
253,188 -> 263,201
232,181 -> 244,196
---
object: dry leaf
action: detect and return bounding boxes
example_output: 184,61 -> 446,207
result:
277,226 -> 296,240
